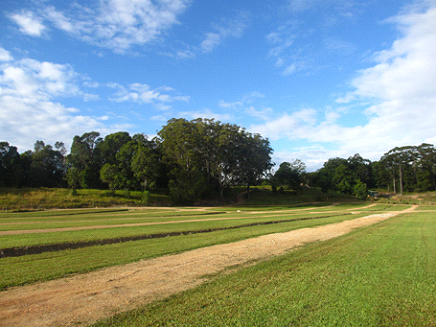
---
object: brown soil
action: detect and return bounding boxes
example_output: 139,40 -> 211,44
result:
0,206 -> 416,327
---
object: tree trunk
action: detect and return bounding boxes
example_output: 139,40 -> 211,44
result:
219,187 -> 224,200
399,164 -> 403,195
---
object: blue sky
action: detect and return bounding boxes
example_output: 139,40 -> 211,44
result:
1,0 -> 436,171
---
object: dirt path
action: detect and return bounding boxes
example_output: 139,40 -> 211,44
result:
0,206 -> 416,327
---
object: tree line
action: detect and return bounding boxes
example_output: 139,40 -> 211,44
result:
250,146 -> 436,200
308,144 -> 436,198
0,118 -> 273,204
2,117 -> 436,202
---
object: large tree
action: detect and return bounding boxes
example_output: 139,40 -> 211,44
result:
97,132 -> 132,166
274,159 -> 306,191
67,132 -> 103,189
158,118 -> 207,203
29,141 -> 66,187
235,131 -> 274,193
0,142 -> 22,187
313,155 -> 373,197
131,135 -> 163,190
158,118 -> 273,203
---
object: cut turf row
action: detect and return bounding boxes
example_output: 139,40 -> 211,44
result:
0,213 -> 353,258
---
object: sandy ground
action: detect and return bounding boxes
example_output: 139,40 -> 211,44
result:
0,206 -> 416,327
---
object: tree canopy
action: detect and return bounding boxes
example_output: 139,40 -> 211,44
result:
0,118 -> 274,204
2,118 -> 436,202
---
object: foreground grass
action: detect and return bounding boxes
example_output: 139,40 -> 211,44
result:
93,212 -> 436,327
0,211 -> 367,290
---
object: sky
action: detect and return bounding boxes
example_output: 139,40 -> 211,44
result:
1,0 -> 436,171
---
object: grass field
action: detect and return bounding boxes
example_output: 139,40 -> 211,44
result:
0,202 -> 383,290
92,210 -> 436,327
1,199 -> 434,326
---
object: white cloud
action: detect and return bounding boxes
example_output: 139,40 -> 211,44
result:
0,59 -> 105,152
273,146 -> 331,172
176,49 -> 195,59
151,115 -> 168,122
0,54 -> 123,152
44,6 -> 74,32
245,106 -> 273,121
201,12 -> 249,53
218,92 -> 265,110
9,0 -> 190,53
349,7 -> 436,103
256,3 -> 436,169
336,3 -> 436,156
201,33 -> 221,53
0,58 -> 84,100
9,10 -> 47,37
335,93 -> 355,104
266,20 -> 297,58
218,99 -> 242,109
282,63 -> 297,75
0,48 -> 13,62
250,108 -> 318,141
109,82 -> 189,109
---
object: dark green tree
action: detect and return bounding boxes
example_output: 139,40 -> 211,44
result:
29,141 -> 66,187
157,118 -> 273,203
158,118 -> 205,203
274,159 -> 306,191
131,137 -> 162,190
67,132 -> 103,189
235,131 -> 274,194
353,179 -> 368,200
100,163 -> 120,193
0,142 -> 22,187
97,132 -> 132,166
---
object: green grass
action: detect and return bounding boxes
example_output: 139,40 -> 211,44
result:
0,210 -> 368,290
93,211 -> 436,327
0,211 -> 227,231
242,188 -> 359,205
375,191 -> 436,205
0,188 -> 172,210
0,203 -> 375,249
413,205 -> 436,211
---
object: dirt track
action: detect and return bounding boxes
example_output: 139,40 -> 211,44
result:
0,206 -> 416,327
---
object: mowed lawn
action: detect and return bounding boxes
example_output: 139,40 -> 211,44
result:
0,203 -> 389,290
92,210 -> 436,327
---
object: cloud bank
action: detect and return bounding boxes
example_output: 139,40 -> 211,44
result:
252,3 -> 436,169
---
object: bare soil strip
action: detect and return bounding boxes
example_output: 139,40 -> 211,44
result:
0,206 -> 416,327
